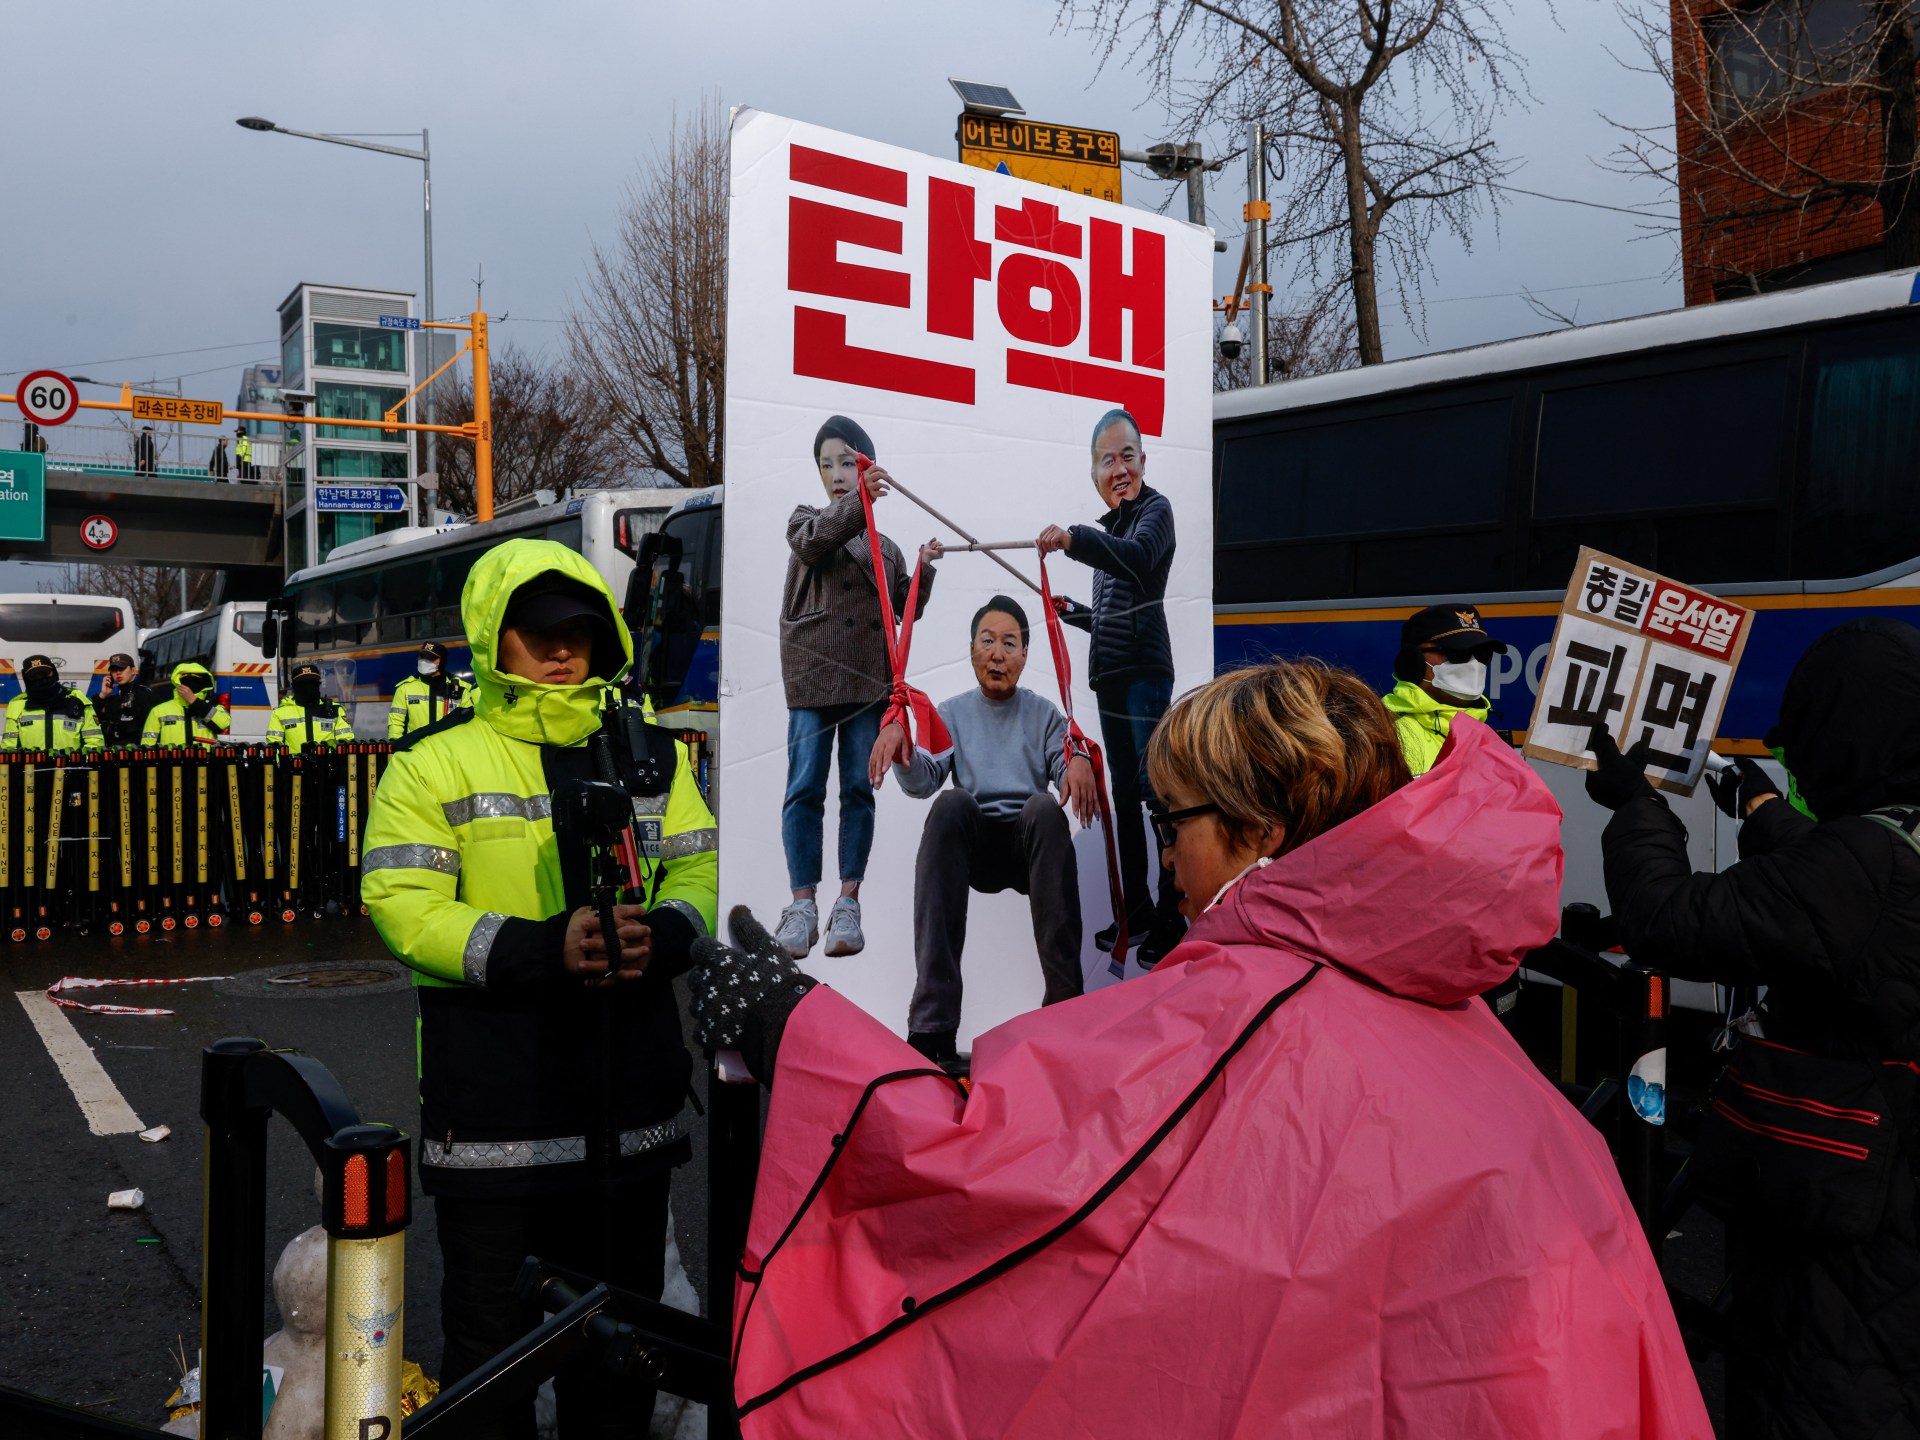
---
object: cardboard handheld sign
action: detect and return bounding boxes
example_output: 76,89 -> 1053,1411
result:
1523,546 -> 1754,796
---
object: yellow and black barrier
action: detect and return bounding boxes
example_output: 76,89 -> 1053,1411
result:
0,742 -> 393,941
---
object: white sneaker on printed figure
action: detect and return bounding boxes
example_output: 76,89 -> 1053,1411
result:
822,896 -> 865,957
774,899 -> 819,960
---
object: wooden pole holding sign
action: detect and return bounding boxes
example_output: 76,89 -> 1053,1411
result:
1522,546 -> 1756,796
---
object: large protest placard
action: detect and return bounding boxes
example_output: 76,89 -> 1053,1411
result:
1524,546 -> 1755,795
719,108 -> 1215,1047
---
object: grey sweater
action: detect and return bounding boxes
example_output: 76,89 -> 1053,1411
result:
894,687 -> 1068,819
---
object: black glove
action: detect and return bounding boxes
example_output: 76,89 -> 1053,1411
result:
185,694 -> 214,721
1584,726 -> 1659,811
688,906 -> 818,1084
1706,756 -> 1781,819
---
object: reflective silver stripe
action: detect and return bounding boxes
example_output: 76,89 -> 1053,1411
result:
629,794 -> 670,816
463,911 -> 507,986
658,827 -> 717,859
363,844 -> 461,876
420,1120 -> 686,1170
441,792 -> 554,827
653,897 -> 709,938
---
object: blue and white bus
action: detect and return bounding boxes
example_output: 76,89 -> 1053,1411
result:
140,602 -> 277,739
274,488 -> 683,735
0,592 -> 139,703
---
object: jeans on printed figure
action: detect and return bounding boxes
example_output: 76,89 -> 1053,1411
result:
1096,676 -> 1174,917
782,702 -> 884,891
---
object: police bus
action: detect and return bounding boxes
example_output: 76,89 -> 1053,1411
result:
140,602 -> 278,740
0,591 -> 139,703
270,487 -> 682,736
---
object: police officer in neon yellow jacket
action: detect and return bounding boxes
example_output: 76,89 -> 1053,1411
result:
1380,604 -> 1509,777
139,662 -> 231,746
266,660 -> 354,752
360,538 -> 716,1435
1,654 -> 104,751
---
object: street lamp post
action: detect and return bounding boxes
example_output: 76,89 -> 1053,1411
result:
235,117 -> 437,490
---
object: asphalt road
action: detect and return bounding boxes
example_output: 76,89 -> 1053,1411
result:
0,916 -> 717,1433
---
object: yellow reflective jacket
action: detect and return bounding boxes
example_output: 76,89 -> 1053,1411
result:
1381,678 -> 1489,777
140,663 -> 231,746
1,687 -> 103,752
387,672 -> 474,739
267,696 -> 354,753
359,539 -> 716,1196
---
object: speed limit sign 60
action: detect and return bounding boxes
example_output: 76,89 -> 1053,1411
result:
17,370 -> 79,427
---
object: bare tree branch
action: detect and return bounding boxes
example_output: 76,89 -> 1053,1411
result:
1059,0 -> 1528,364
565,97 -> 727,488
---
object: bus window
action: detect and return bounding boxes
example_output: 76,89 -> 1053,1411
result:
0,602 -> 127,643
381,559 -> 433,641
1532,358 -> 1789,519
432,550 -> 479,638
644,507 -> 721,702
296,582 -> 336,648
234,609 -> 267,647
336,568 -> 380,645
1798,332 -> 1920,580
542,516 -> 584,551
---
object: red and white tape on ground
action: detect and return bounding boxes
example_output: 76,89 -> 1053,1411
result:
47,975 -> 231,1016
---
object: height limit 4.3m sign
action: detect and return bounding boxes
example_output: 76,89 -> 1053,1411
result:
1523,546 -> 1755,796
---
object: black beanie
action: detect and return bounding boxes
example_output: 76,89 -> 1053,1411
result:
813,415 -> 875,463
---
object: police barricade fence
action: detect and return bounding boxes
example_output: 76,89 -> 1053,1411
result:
0,742 -> 393,939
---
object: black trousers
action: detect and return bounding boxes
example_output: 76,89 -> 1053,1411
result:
434,1171 -> 672,1440
910,789 -> 1083,1035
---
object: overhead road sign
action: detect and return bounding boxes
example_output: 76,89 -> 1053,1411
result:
16,371 -> 78,427
80,514 -> 117,550
131,394 -> 224,426
378,315 -> 421,330
0,450 -> 48,541
315,484 -> 408,513
958,115 -> 1122,204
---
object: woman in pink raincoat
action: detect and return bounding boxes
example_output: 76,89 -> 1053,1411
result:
688,660 -> 1711,1439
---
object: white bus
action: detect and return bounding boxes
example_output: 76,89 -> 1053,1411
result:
140,603 -> 278,739
272,487 -> 684,735
0,592 -> 139,705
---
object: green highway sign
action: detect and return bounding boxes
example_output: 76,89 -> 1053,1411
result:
0,450 -> 47,542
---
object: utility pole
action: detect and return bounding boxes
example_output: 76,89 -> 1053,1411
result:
1120,141 -> 1229,248
1247,121 -> 1271,387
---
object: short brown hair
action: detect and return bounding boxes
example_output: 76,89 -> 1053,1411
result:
1147,659 -> 1411,855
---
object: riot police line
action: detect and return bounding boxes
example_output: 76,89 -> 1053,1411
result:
0,739 -> 392,939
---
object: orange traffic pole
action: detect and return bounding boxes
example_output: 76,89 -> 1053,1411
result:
471,310 -> 493,523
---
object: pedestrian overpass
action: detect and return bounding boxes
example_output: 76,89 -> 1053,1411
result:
4,420 -> 285,595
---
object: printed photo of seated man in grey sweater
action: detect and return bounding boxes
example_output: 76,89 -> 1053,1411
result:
869,594 -> 1101,1064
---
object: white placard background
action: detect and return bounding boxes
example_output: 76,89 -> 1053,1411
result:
719,108 -> 1215,1046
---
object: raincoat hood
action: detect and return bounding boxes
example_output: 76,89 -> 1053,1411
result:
1186,716 -> 1561,1004
461,539 -> 632,748
1779,616 -> 1920,818
169,662 -> 214,691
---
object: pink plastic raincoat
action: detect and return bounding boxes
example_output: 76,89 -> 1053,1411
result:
732,719 -> 1712,1438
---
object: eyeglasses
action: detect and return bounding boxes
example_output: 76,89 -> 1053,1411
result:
1149,802 -> 1222,849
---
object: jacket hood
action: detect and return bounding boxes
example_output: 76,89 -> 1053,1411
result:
1380,676 -> 1488,721
1183,717 -> 1563,1004
169,662 -> 214,688
1780,616 -> 1920,817
461,539 -> 631,748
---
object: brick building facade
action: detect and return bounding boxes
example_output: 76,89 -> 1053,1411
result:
1672,0 -> 1917,304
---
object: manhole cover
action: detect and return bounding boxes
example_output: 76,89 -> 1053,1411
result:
268,968 -> 394,988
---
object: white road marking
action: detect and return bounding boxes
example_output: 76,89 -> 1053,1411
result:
14,991 -> 146,1136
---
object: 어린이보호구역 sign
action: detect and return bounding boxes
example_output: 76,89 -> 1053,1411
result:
1522,545 -> 1754,796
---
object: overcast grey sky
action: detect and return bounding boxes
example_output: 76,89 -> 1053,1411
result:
3,0 -> 1676,465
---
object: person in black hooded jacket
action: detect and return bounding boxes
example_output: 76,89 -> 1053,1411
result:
1586,616 -> 1920,1439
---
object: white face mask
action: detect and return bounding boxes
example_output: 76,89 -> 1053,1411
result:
1204,855 -> 1272,915
417,660 -> 437,677
1429,656 -> 1487,700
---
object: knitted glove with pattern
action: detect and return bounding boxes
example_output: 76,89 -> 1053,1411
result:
688,906 -> 818,1084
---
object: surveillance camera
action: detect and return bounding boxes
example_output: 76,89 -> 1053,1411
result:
1218,321 -> 1244,362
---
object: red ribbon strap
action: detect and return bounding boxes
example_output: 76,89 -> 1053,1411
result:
855,456 -> 949,759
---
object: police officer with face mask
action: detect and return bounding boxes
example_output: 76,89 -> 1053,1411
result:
388,641 -> 474,739
141,663 -> 231,746
1381,605 -> 1510,777
268,661 -> 354,752
1,655 -> 103,752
